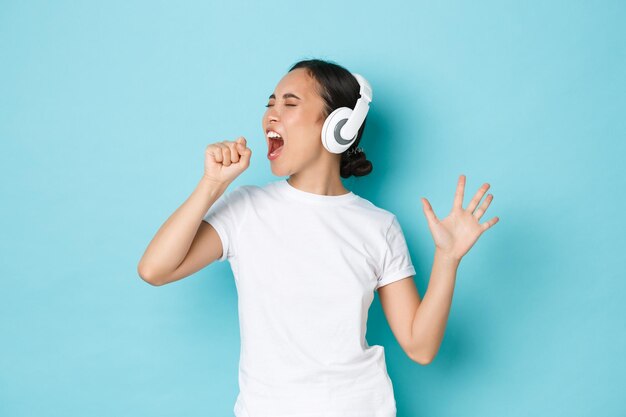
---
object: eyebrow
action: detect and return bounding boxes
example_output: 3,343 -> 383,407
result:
268,93 -> 301,100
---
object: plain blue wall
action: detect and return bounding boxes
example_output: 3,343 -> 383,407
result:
1,1 -> 624,416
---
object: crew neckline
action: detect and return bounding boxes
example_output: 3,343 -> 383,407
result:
275,178 -> 359,205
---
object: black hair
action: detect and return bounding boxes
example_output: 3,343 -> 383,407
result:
288,58 -> 373,178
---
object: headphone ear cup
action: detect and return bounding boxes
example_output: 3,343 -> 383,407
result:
321,107 -> 356,154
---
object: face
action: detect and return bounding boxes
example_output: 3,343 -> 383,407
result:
263,68 -> 328,176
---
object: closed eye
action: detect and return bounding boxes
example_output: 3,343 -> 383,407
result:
265,104 -> 297,107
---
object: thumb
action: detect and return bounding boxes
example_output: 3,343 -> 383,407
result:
421,197 -> 439,225
235,136 -> 247,153
239,142 -> 252,163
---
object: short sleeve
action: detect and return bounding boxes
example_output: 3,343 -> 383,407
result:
202,185 -> 249,262
375,215 -> 417,291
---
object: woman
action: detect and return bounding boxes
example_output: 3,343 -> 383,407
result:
138,58 -> 499,417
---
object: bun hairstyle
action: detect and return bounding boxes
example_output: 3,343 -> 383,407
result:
288,59 -> 373,178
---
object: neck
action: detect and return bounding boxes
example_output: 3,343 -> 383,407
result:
287,157 -> 349,196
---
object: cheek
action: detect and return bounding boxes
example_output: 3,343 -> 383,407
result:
283,112 -> 324,149
298,135 -> 323,156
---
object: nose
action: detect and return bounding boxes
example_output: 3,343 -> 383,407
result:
266,106 -> 279,122
263,107 -> 278,133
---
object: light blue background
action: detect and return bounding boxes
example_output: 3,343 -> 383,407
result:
1,1 -> 624,416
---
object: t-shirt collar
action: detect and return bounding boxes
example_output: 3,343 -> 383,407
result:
275,178 -> 359,205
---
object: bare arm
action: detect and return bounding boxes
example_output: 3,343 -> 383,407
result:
409,175 -> 497,362
409,250 -> 459,363
137,137 -> 252,286
378,249 -> 459,365
137,176 -> 228,286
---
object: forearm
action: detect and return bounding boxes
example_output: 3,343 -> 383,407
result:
137,176 -> 229,282
410,249 -> 460,363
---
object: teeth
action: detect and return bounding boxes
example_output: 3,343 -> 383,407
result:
267,131 -> 282,139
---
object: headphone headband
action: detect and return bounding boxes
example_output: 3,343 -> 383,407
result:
352,73 -> 373,102
336,73 -> 372,143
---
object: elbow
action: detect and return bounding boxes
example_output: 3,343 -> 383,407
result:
417,355 -> 435,366
137,263 -> 163,287
408,349 -> 435,366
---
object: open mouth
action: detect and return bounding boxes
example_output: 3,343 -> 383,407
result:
268,137 -> 284,155
267,130 -> 285,159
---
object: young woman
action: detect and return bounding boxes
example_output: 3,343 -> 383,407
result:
138,58 -> 499,417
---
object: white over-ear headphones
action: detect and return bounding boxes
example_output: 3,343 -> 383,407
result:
321,73 -> 373,154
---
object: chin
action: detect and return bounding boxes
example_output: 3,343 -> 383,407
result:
270,164 -> 290,177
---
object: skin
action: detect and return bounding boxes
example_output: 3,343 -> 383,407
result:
263,67 -> 350,196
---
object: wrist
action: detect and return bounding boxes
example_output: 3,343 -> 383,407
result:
434,248 -> 461,267
198,175 -> 229,197
200,175 -> 229,189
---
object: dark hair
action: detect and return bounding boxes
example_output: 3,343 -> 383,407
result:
288,58 -> 373,178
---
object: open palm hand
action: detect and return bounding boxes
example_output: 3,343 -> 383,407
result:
421,174 -> 499,262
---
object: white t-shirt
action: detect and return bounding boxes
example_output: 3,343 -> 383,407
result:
203,178 -> 416,417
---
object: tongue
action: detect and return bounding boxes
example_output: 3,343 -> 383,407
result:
271,139 -> 284,153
